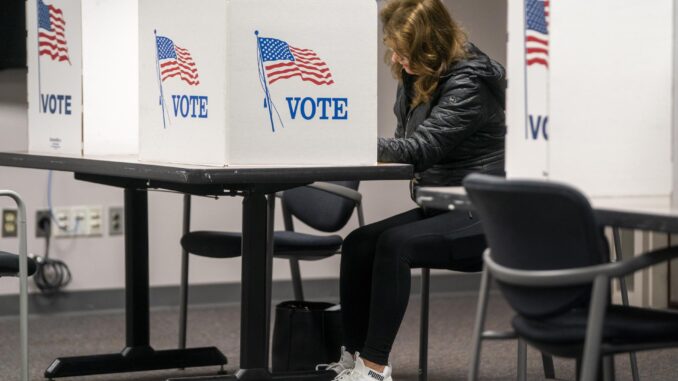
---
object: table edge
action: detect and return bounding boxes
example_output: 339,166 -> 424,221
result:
0,152 -> 414,184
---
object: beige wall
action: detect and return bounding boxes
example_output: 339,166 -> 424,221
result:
0,0 -> 508,295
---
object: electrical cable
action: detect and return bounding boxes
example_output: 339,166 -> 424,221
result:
31,171 -> 72,294
32,215 -> 72,293
47,170 -> 68,231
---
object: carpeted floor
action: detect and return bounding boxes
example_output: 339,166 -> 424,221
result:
0,292 -> 677,381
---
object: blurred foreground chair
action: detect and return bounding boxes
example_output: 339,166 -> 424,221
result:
465,174 -> 678,381
418,245 -> 554,380
0,191 -> 37,381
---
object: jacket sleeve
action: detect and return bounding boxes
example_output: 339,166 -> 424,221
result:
393,84 -> 405,139
378,75 -> 484,172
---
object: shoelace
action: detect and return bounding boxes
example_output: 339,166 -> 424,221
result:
317,348 -> 354,372
315,363 -> 330,371
316,361 -> 345,372
334,368 -> 355,381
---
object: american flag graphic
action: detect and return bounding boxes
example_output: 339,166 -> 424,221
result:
38,0 -> 70,63
258,37 -> 334,86
155,36 -> 199,86
525,0 -> 549,67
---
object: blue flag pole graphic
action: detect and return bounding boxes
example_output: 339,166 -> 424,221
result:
255,31 -> 278,132
154,30 -> 169,128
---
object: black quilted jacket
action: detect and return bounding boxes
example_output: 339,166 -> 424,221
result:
378,43 -> 506,196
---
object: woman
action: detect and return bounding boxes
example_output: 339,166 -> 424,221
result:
324,0 -> 506,380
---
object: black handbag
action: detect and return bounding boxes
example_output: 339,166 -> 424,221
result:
272,300 -> 343,372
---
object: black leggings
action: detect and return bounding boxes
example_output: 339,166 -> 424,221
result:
339,208 -> 487,365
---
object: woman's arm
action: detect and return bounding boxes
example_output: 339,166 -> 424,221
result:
378,74 -> 484,172
393,85 -> 406,139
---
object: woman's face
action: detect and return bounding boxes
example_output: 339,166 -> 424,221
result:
391,51 -> 414,75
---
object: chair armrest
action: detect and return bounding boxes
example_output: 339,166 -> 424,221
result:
306,182 -> 362,204
484,246 -> 678,287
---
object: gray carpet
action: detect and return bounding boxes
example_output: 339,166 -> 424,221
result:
0,292 -> 677,381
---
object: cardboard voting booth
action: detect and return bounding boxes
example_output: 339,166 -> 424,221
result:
27,0 -> 82,154
506,0 -> 676,198
27,0 -> 138,155
138,0 -> 377,166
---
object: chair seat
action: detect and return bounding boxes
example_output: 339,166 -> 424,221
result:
0,251 -> 37,276
513,305 -> 678,356
181,230 -> 343,260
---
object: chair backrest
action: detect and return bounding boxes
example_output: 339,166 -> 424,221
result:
282,181 -> 359,233
463,174 -> 608,318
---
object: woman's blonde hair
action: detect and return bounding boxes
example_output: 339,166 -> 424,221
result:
380,0 -> 468,107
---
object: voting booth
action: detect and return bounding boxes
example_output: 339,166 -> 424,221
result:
27,0 -> 138,155
506,0 -> 676,198
138,0 -> 377,166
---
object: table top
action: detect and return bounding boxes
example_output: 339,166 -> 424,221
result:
0,151 -> 413,185
416,186 -> 678,234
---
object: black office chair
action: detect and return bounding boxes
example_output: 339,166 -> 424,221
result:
418,203 -> 555,381
465,174 -> 678,381
0,191 -> 37,381
177,181 -> 365,349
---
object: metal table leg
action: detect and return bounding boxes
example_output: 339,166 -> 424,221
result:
168,190 -> 333,381
45,188 -> 227,378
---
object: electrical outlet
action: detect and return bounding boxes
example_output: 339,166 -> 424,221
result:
35,210 -> 52,238
71,206 -> 89,236
52,206 -> 103,237
2,209 -> 18,237
87,206 -> 103,236
52,207 -> 72,237
109,207 -> 124,235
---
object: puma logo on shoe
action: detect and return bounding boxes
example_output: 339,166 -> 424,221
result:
367,370 -> 385,381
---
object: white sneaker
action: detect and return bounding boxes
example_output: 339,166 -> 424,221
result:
332,356 -> 393,381
317,346 -> 355,374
